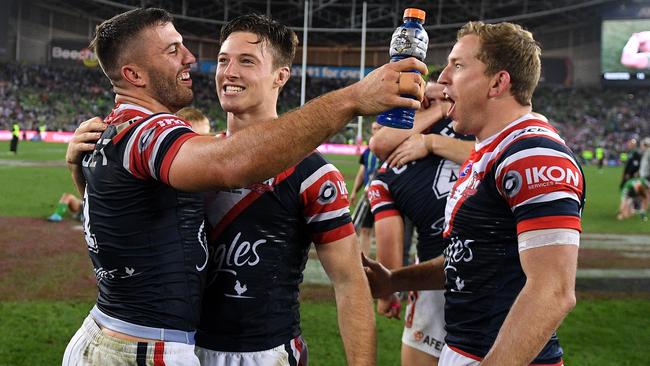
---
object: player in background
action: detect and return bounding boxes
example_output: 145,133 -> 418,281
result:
364,21 -> 585,366
621,31 -> 650,69
176,106 -> 212,135
618,176 -> 649,221
195,15 -> 374,366
63,7 -> 426,366
350,121 -> 382,256
368,75 -> 473,366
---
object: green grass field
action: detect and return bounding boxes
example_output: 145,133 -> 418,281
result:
1,141 -> 650,365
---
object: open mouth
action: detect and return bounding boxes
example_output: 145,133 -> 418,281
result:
444,92 -> 456,117
223,85 -> 245,95
178,70 -> 191,83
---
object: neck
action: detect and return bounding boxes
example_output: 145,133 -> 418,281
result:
475,99 -> 532,142
113,87 -> 174,114
227,105 -> 278,135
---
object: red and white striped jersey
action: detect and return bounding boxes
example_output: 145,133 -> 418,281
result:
198,152 -> 355,352
441,113 -> 585,363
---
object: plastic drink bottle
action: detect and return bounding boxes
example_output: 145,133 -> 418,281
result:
376,8 -> 428,129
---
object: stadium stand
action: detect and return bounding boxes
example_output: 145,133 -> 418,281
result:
1,61 -> 649,159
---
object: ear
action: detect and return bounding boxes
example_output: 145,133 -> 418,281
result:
120,64 -> 147,87
488,71 -> 511,98
274,66 -> 291,88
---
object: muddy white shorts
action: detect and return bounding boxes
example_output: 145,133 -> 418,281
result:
195,336 -> 308,366
62,315 -> 199,366
401,289 -> 446,357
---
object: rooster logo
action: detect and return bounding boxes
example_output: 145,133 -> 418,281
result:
234,280 -> 248,296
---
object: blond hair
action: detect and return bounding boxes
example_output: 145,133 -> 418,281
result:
458,21 -> 541,106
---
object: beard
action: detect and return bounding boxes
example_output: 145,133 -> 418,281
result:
149,71 -> 194,112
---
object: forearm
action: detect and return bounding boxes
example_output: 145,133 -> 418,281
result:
428,135 -> 473,165
481,283 -> 576,366
389,255 -> 445,292
68,163 -> 86,196
370,108 -> 439,160
334,277 -> 377,366
375,216 -> 404,270
352,167 -> 365,194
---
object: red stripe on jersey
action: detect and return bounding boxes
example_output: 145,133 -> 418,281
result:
159,133 -> 196,185
375,209 -> 400,221
517,215 -> 582,234
367,181 -> 393,212
209,190 -> 263,242
301,170 -> 350,217
153,342 -> 166,366
496,155 -> 583,209
312,224 -> 355,244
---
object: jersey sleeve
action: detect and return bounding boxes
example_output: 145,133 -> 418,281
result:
367,169 -> 400,221
122,114 -> 198,184
494,136 -> 585,235
300,159 -> 355,244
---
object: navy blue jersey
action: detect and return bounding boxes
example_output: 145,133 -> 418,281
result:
81,103 -> 206,332
359,148 -> 380,186
442,114 -> 585,363
367,118 -> 471,261
197,152 -> 354,352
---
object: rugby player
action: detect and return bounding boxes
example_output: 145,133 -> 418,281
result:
367,76 -> 473,366
364,21 -> 585,366
63,7 -> 426,366
195,15 -> 374,365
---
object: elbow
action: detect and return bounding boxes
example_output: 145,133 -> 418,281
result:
368,137 -> 389,161
558,289 -> 577,315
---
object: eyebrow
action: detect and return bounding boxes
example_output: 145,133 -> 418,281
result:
217,52 -> 261,61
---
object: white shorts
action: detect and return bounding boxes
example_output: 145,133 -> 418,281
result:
195,336 -> 308,366
62,315 -> 199,366
439,345 -> 565,366
401,289 -> 446,357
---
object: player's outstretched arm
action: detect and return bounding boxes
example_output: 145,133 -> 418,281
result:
621,32 -> 650,69
362,254 -> 445,298
169,58 -> 427,191
317,234 -> 376,366
385,134 -> 473,168
481,239 -> 578,366
65,117 -> 107,195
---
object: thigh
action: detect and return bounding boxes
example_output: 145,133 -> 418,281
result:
402,290 -> 446,357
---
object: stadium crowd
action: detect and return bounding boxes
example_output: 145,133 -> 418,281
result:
1,62 -> 649,158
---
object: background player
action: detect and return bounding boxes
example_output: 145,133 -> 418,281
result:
350,121 -> 382,256
47,193 -> 82,222
195,15 -> 374,366
618,176 -> 649,221
364,21 -> 585,366
176,106 -> 212,135
63,7 -> 426,366
367,75 -> 473,366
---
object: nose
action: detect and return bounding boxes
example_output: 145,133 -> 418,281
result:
437,65 -> 451,85
181,44 -> 196,65
220,60 -> 239,79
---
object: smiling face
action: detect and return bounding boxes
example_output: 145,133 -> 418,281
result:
139,22 -> 196,112
437,34 -> 491,136
215,31 -> 288,117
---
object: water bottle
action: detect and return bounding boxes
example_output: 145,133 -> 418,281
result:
376,8 -> 428,129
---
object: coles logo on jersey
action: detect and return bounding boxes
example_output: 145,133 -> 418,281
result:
318,180 -> 338,205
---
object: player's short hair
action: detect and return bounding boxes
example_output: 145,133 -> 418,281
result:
458,21 -> 541,106
220,14 -> 298,70
176,106 -> 210,135
89,8 -> 173,81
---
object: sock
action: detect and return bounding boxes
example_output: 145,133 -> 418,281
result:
54,202 -> 68,217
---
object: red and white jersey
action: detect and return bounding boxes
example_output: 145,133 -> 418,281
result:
441,114 -> 585,363
81,103 -> 206,333
197,152 -> 354,352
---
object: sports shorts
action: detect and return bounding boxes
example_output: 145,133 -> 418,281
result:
62,315 -> 199,366
439,345 -> 565,366
402,289 -> 446,357
195,335 -> 308,366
